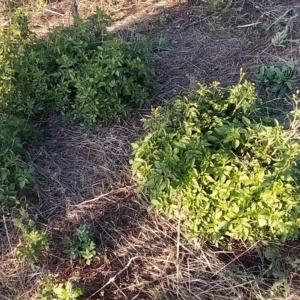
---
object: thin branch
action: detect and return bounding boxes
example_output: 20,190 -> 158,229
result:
3,215 -> 12,252
237,21 -> 262,28
72,186 -> 135,206
71,0 -> 79,20
44,8 -> 65,16
86,256 -> 138,300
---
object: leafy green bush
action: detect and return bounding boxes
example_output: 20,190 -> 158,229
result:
131,79 -> 300,246
0,11 -> 47,117
0,116 -> 36,212
0,8 -> 154,129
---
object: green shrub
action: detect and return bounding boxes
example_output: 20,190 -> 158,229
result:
0,11 -> 47,117
0,116 -> 36,212
0,8 -> 154,129
131,79 -> 300,246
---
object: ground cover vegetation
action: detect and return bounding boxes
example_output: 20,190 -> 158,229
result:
0,7 -> 154,211
0,5 -> 154,297
131,77 -> 300,246
37,275 -> 84,300
1,0 -> 300,299
0,9 -> 154,128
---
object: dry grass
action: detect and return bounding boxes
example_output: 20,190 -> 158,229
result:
1,0 -> 300,299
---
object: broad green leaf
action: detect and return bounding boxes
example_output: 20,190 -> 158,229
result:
258,217 -> 267,227
242,116 -> 251,126
264,248 -> 279,260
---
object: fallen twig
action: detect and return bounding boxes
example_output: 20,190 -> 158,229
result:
86,256 -> 139,299
72,186 -> 135,206
44,8 -> 65,16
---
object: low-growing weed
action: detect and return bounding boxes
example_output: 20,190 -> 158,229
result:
65,224 -> 97,265
37,274 -> 83,300
204,0 -> 232,13
256,61 -> 295,100
263,248 -> 285,279
159,13 -> 169,25
0,116 -> 36,212
14,209 -> 49,267
131,75 -> 300,246
153,37 -> 167,52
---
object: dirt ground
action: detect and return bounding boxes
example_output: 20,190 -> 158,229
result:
1,0 -> 300,299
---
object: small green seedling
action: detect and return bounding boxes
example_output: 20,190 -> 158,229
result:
14,209 -> 49,268
37,274 -> 83,300
153,37 -> 167,51
65,224 -> 97,265
159,13 -> 169,25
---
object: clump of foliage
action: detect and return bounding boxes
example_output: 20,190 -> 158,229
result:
0,116 -> 36,212
37,274 -> 83,300
14,209 -> 49,267
0,8 -> 154,129
0,11 -> 47,117
0,8 -> 153,209
65,224 -> 97,265
256,61 -> 295,100
208,0 -> 229,11
131,76 -> 300,246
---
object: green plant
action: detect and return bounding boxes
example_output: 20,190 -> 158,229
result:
208,0 -> 231,12
263,247 -> 285,279
14,209 -> 49,267
0,15 -> 38,211
0,10 -> 46,117
272,24 -> 289,47
0,8 -> 154,129
0,116 -> 36,212
131,76 -> 300,246
155,290 -> 166,300
287,257 -> 300,268
37,274 -> 83,300
159,13 -> 169,25
256,62 -> 295,100
153,37 -> 167,52
271,18 -> 300,48
65,224 -> 97,265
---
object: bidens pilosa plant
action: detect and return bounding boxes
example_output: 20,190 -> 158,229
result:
37,274 -> 83,300
0,8 -> 153,208
14,209 -> 49,267
131,76 -> 300,246
0,8 -> 154,129
65,224 -> 97,265
256,61 -> 295,100
0,116 -> 36,212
